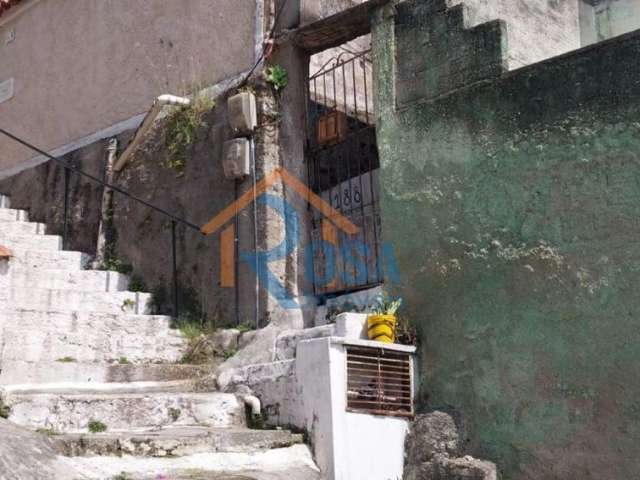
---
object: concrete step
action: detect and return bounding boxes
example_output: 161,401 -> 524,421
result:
2,391 -> 245,433
52,426 -> 304,457
0,232 -> 62,251
0,308 -> 173,331
0,287 -> 153,314
9,248 -> 90,270
61,444 -> 320,479
0,361 -> 210,384
1,380 -> 197,396
8,267 -> 129,292
0,208 -> 28,222
0,220 -> 46,236
0,320 -> 186,365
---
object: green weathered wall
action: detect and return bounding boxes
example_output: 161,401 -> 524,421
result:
374,2 -> 640,478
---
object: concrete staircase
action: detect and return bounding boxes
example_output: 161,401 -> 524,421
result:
0,195 -> 317,480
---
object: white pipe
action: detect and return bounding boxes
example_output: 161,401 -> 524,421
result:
113,94 -> 191,172
156,94 -> 191,107
243,395 -> 261,417
93,138 -> 118,268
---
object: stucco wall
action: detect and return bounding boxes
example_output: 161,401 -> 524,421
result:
374,2 -> 640,478
449,0 -> 581,69
0,0 -> 258,174
580,0 -> 640,45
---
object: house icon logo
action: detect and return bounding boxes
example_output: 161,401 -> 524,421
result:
200,167 -> 361,294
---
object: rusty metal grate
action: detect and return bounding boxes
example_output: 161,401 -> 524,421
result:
346,345 -> 413,418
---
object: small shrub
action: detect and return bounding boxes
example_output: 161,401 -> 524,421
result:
112,473 -> 132,480
265,65 -> 288,92
88,420 -> 108,433
223,348 -> 237,360
121,298 -> 136,312
117,357 -> 130,365
0,399 -> 10,419
168,407 -> 181,422
178,321 -> 204,341
128,275 -> 147,293
237,323 -> 255,333
36,428 -> 59,436
56,357 -> 77,363
98,258 -> 133,275
395,315 -> 418,346
165,95 -> 215,175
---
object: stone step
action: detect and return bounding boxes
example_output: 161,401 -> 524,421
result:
0,208 -> 28,222
0,220 -> 46,236
9,248 -> 90,270
52,426 -> 304,457
0,361 -> 210,385
1,380 -> 198,396
8,267 -> 129,292
0,329 -> 186,365
2,391 -> 245,433
0,287 -> 153,314
61,444 -> 320,479
0,232 -> 62,251
0,308 -> 173,332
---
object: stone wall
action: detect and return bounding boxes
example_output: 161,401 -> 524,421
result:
374,2 -> 640,478
0,135 -> 112,255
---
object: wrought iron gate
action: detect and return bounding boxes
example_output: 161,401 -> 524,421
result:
306,50 -> 383,296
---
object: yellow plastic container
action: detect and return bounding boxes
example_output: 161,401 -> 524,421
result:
367,314 -> 397,343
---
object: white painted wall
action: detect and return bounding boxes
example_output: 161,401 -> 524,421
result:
580,0 -> 640,45
448,0 -> 582,70
296,337 -> 414,480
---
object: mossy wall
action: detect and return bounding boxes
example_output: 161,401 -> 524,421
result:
374,2 -> 640,478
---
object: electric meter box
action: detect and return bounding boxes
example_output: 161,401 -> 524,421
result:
228,92 -> 257,134
223,138 -> 251,179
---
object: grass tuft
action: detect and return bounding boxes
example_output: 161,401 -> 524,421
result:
88,420 -> 108,433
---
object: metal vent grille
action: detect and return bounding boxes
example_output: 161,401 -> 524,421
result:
346,345 -> 413,418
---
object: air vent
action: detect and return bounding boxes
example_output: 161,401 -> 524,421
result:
346,345 -> 413,418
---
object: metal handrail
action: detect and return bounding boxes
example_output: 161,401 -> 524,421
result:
0,128 -> 203,232
0,127 -> 203,318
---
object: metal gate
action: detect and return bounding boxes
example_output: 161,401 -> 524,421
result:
306,50 -> 383,296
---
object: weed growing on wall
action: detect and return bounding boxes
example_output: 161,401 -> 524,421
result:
265,65 -> 288,93
165,95 -> 215,175
0,398 -> 10,419
88,420 -> 108,433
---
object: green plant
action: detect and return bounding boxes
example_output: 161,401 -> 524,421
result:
223,348 -> 238,360
56,356 -> 77,363
371,291 -> 403,315
265,65 -> 288,92
237,84 -> 257,96
98,257 -> 133,275
394,315 -> 418,346
121,298 -> 135,312
168,407 -> 181,422
128,275 -> 146,293
36,428 -> 59,436
178,320 -> 205,341
0,399 -> 10,419
117,357 -> 130,365
237,323 -> 255,333
112,473 -> 132,480
165,95 -> 215,175
88,420 -> 108,433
